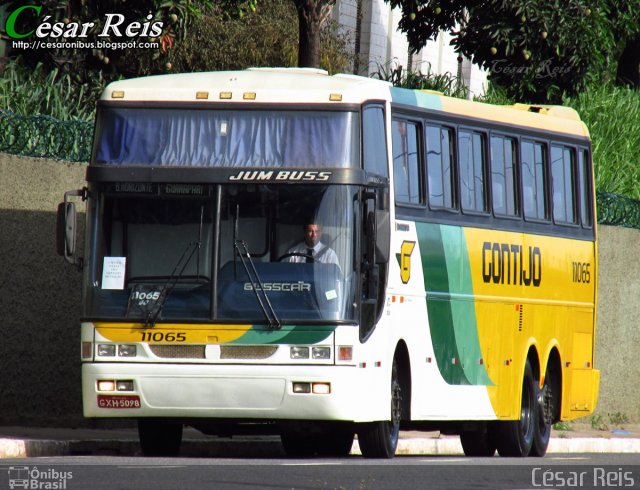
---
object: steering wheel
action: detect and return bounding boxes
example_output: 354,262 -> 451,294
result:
276,252 -> 314,262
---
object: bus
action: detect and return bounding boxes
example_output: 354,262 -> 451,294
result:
57,68 -> 599,458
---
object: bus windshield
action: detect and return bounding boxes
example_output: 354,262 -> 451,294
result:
86,184 -> 358,323
93,107 -> 360,168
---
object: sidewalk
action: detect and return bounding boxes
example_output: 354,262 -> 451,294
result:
2,424 -> 640,458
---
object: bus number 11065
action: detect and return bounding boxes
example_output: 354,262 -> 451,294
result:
572,262 -> 591,284
140,331 -> 187,342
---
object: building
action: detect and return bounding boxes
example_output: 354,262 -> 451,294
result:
333,0 -> 487,98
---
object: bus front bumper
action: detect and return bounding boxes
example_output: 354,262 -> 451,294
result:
82,362 -> 387,422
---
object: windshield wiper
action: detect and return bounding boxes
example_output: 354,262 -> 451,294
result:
144,240 -> 201,327
234,239 -> 281,329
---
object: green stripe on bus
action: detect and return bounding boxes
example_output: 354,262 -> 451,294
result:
440,226 -> 493,386
417,223 -> 470,385
230,325 -> 336,345
390,87 -> 442,110
417,223 -> 492,385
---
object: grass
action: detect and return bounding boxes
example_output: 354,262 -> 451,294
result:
565,85 -> 640,200
552,421 -> 574,431
0,57 -> 101,122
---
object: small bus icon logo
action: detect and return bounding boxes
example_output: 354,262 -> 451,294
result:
8,466 -> 29,489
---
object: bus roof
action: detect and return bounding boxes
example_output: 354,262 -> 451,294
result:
101,68 -> 589,139
100,68 -> 392,105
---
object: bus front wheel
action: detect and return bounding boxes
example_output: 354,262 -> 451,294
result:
138,419 -> 183,457
495,359 -> 536,457
357,358 -> 401,458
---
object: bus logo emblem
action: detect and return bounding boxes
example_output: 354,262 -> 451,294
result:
397,241 -> 416,284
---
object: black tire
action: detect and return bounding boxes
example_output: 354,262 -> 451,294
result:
460,423 -> 496,457
138,419 -> 183,457
281,430 -> 354,457
530,368 -> 554,457
495,360 -> 536,457
357,358 -> 401,458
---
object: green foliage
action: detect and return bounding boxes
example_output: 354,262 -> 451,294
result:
590,414 -> 608,431
0,57 -> 100,121
608,412 -> 630,427
387,0 -> 640,103
170,0 -> 352,74
371,62 -> 469,98
564,84 -> 640,199
552,421 -> 574,431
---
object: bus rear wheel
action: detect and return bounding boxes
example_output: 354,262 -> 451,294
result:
357,358 -> 401,458
138,419 -> 183,457
495,360 -> 536,457
530,368 -> 555,457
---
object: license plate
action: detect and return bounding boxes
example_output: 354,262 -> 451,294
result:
97,395 -> 141,409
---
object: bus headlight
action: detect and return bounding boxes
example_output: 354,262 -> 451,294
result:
312,346 -> 331,360
118,345 -> 137,357
290,346 -> 309,359
97,344 -> 116,357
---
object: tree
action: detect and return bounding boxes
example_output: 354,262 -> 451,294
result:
386,0 -> 638,102
293,0 -> 337,67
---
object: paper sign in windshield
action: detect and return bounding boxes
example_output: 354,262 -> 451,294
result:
102,257 -> 126,289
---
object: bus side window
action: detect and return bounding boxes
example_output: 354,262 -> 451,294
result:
426,125 -> 455,209
392,119 -> 422,204
491,135 -> 518,216
459,129 -> 487,213
551,145 -> 577,225
578,149 -> 593,227
522,140 -> 548,220
363,106 -> 389,178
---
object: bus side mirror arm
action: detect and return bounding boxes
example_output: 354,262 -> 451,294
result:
56,188 -> 87,270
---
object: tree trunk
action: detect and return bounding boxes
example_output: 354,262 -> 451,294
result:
294,0 -> 335,68
616,36 -> 640,88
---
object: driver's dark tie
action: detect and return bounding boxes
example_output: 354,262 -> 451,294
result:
306,248 -> 314,263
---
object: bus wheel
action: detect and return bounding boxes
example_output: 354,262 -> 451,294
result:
495,360 -> 536,457
138,419 -> 183,457
530,370 -> 554,457
460,423 -> 496,457
357,358 -> 401,458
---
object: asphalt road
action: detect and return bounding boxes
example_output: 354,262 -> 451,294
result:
3,454 -> 640,490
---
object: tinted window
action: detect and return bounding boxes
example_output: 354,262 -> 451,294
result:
490,135 -> 517,216
459,130 -> 487,213
363,106 -> 389,177
426,125 -> 455,209
578,149 -> 593,227
392,119 -> 422,204
551,145 -> 577,224
522,140 -> 548,220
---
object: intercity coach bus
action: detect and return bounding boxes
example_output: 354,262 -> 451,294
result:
58,68 -> 599,458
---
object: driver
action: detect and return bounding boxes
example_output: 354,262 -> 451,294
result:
285,223 -> 339,266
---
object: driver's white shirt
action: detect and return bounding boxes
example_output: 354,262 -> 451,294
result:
285,241 -> 339,266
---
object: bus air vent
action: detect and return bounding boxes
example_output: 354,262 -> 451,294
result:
220,345 -> 279,360
149,345 -> 206,359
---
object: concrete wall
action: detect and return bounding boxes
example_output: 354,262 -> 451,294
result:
594,225 -> 640,422
1,153 -> 637,425
0,153 -> 86,426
